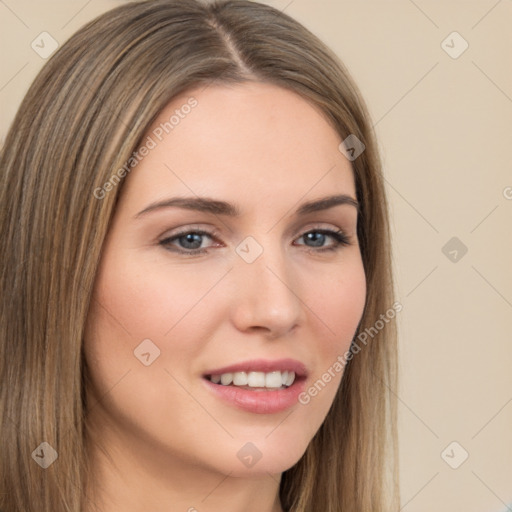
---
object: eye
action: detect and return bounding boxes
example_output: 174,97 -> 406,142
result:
159,229 -> 218,255
158,227 -> 352,256
294,229 -> 351,252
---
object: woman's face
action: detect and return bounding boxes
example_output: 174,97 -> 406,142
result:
84,81 -> 366,477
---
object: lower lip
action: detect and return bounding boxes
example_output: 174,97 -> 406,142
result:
202,377 -> 306,414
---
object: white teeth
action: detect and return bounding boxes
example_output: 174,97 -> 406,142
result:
209,370 -> 297,388
265,371 -> 283,388
220,373 -> 233,385
285,371 -> 295,387
247,372 -> 265,387
233,372 -> 248,386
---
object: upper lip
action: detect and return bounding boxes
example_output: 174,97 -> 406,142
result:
203,358 -> 308,378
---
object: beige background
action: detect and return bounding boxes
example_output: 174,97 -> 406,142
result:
1,1 -> 511,510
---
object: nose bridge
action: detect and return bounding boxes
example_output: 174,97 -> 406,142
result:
230,235 -> 302,335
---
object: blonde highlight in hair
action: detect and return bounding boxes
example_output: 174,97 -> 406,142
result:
0,1 -> 399,510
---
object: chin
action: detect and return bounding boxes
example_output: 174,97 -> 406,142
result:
210,434 -> 310,477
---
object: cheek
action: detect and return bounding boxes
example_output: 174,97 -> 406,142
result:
90,249 -> 231,351
289,255 -> 366,424
309,255 -> 366,356
83,252 -> 230,405
83,259 -> 221,450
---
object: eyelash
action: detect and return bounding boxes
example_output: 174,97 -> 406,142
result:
158,227 -> 352,256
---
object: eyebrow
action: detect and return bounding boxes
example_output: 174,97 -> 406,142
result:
134,193 -> 359,219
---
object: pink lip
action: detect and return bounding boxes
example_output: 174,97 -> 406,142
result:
202,358 -> 308,414
202,376 -> 306,414
203,358 -> 308,378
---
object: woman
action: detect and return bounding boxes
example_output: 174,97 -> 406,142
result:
0,1 -> 399,511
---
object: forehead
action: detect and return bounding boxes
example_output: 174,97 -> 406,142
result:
120,81 -> 355,212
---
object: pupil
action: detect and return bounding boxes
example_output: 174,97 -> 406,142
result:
181,233 -> 202,249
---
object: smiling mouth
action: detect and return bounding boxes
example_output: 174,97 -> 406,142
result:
204,370 -> 296,390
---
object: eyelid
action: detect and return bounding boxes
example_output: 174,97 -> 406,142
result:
158,226 -> 223,249
159,222 -> 351,241
159,224 -> 222,240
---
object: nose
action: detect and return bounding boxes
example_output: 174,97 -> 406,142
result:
229,241 -> 303,339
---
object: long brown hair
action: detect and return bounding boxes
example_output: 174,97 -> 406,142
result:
0,1 -> 399,510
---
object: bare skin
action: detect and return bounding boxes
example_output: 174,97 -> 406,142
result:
84,81 -> 366,512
